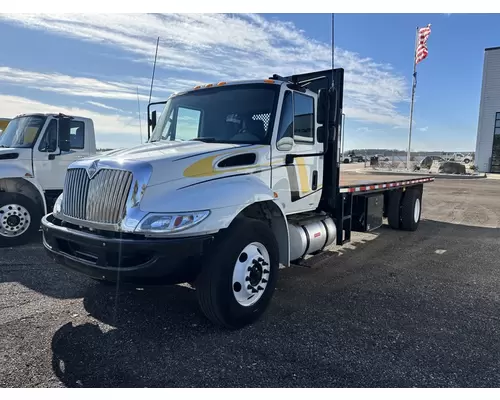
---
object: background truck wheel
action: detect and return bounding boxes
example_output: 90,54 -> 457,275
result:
195,217 -> 279,329
0,192 -> 41,248
387,190 -> 402,229
400,188 -> 422,231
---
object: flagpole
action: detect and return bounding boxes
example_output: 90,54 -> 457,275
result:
407,26 -> 419,170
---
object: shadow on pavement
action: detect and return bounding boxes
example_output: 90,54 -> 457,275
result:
0,242 -> 91,300
49,219 -> 500,388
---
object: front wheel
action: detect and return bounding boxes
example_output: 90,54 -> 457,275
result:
195,217 -> 279,329
0,193 -> 41,247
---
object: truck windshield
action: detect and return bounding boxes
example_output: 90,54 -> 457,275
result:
0,115 -> 47,148
150,84 -> 280,145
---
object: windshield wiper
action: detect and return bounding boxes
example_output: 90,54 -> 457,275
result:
0,145 -> 9,148
192,137 -> 217,143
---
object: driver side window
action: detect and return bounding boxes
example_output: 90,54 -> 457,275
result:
38,120 -> 58,153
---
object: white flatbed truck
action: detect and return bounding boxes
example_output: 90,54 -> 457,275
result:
41,68 -> 434,329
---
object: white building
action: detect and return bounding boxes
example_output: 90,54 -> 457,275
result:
475,47 -> 500,173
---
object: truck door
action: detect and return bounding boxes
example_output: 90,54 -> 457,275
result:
32,118 -> 90,191
271,89 -> 324,214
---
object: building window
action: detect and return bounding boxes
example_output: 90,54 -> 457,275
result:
490,112 -> 500,173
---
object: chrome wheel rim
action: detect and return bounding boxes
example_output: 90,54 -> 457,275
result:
0,203 -> 31,238
232,242 -> 270,307
414,198 -> 421,223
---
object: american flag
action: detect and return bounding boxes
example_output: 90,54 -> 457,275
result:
415,24 -> 431,65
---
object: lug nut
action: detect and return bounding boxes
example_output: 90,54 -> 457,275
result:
262,278 -> 268,283
247,285 -> 258,293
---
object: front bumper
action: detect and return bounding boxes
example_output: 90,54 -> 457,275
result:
41,213 -> 214,285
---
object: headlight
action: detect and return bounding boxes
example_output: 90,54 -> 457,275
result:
53,193 -> 63,215
135,210 -> 210,234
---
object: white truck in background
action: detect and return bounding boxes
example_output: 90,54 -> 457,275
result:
0,118 -> 11,133
41,68 -> 434,329
0,113 -> 99,247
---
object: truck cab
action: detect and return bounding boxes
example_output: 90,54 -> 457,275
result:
41,68 -> 432,329
0,113 -> 96,246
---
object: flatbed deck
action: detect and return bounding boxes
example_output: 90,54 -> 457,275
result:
339,171 -> 434,194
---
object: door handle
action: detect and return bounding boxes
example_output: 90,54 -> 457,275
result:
312,170 -> 318,190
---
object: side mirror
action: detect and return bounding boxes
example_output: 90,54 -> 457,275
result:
317,89 -> 328,125
58,118 -> 71,152
151,110 -> 157,131
317,126 -> 326,143
276,136 -> 294,151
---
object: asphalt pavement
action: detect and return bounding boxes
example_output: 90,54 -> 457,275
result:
1,175 -> 500,387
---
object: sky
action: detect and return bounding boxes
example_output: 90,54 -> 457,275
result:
0,13 -> 498,152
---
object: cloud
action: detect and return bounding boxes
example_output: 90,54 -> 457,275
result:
419,126 -> 429,132
0,94 -> 144,148
0,66 -> 201,103
86,101 -> 127,113
0,13 -> 410,128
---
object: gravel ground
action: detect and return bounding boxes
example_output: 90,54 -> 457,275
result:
1,176 -> 500,388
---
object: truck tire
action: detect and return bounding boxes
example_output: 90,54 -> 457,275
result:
0,192 -> 41,248
387,190 -> 402,229
400,188 -> 422,231
195,217 -> 279,329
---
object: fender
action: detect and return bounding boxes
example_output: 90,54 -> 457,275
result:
0,164 -> 48,214
141,174 -> 280,212
139,174 -> 290,266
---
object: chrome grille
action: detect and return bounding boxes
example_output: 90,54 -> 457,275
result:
62,168 -> 133,224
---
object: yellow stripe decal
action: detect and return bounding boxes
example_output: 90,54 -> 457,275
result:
294,157 -> 311,195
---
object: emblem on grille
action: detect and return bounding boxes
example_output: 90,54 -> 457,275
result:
87,159 -> 99,179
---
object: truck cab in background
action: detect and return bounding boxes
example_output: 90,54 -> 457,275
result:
0,118 -> 11,133
0,113 -> 96,247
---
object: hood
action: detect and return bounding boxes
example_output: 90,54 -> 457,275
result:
85,141 -> 249,163
0,147 -> 32,160
76,140 -> 268,187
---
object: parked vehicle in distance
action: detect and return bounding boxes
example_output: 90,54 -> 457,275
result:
343,151 -> 365,163
448,153 -> 474,164
420,155 -> 445,169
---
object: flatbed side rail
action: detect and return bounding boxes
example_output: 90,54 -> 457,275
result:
339,177 -> 434,194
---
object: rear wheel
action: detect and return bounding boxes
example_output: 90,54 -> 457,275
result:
0,193 -> 41,247
400,188 -> 422,231
387,190 -> 402,229
195,217 -> 279,329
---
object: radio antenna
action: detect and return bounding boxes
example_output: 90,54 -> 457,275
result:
148,36 -> 160,105
136,86 -> 143,144
331,13 -> 335,87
